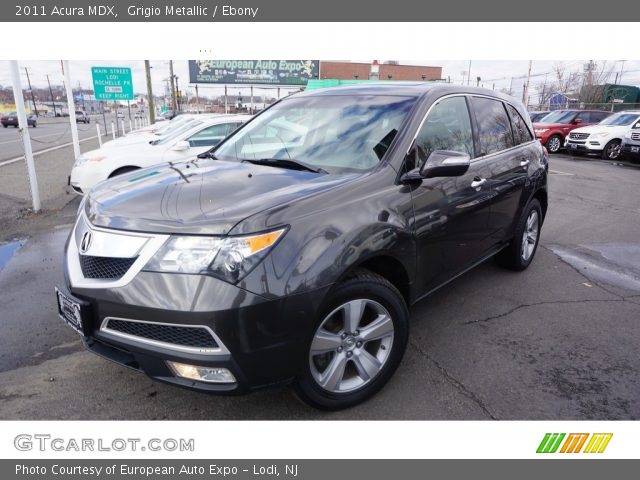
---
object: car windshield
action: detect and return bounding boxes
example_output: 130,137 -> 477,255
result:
598,113 -> 640,126
151,120 -> 203,145
154,116 -> 194,135
538,111 -> 575,124
214,95 -> 416,174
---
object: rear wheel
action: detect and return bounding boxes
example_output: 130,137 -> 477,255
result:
545,135 -> 562,153
495,199 -> 542,271
602,140 -> 621,160
294,269 -> 409,410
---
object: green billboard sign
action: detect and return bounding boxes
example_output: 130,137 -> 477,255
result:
91,66 -> 134,101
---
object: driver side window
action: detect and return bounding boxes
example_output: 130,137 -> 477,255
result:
409,96 -> 474,171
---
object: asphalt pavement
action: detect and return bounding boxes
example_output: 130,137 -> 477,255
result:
0,155 -> 639,420
0,115 -> 136,163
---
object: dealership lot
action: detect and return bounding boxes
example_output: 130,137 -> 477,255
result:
0,154 -> 639,419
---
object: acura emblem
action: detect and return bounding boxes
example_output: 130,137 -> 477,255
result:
79,231 -> 93,254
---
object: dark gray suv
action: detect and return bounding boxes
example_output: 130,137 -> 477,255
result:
56,84 -> 548,409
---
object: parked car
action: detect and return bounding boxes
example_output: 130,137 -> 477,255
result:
533,109 -> 610,153
69,114 -> 250,193
75,111 -> 90,124
528,111 -> 550,123
564,110 -> 640,160
620,122 -> 640,162
57,84 -> 548,409
1,111 -> 37,127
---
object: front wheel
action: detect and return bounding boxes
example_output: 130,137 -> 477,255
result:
602,140 -> 621,160
545,135 -> 562,153
495,198 -> 542,271
294,270 -> 409,410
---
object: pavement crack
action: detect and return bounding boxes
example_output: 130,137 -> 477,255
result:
463,299 -> 626,325
409,340 -> 497,420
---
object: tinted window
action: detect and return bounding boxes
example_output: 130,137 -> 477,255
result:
187,122 -> 236,147
591,111 -> 609,123
408,96 -> 474,170
471,97 -> 514,155
540,110 -> 575,124
507,104 -> 533,145
576,111 -> 592,123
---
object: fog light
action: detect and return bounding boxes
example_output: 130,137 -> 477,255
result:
167,361 -> 236,383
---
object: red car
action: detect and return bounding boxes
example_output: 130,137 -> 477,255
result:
533,109 -> 609,153
1,111 -> 37,128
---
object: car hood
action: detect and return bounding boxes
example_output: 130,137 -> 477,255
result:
570,124 -> 627,134
85,159 -> 357,235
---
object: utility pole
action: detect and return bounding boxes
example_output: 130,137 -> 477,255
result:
619,60 -> 626,85
144,60 -> 156,124
169,60 -> 177,112
62,60 -> 81,160
195,84 -> 200,113
224,85 -> 228,113
175,76 -> 180,112
467,60 -> 472,86
10,61 -> 40,212
46,74 -> 57,117
24,67 -> 38,117
523,60 -> 533,109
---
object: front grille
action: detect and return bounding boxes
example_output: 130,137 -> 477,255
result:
105,319 -> 219,349
631,132 -> 640,141
80,255 -> 137,279
569,132 -> 590,140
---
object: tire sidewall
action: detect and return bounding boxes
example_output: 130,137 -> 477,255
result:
295,277 -> 409,410
516,199 -> 542,269
546,135 -> 562,153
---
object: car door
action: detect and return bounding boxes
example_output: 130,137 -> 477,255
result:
477,100 -> 534,244
406,95 -> 495,292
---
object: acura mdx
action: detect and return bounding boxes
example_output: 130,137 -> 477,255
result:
56,84 -> 548,410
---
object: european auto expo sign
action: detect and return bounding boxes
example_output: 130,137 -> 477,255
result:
188,60 -> 319,86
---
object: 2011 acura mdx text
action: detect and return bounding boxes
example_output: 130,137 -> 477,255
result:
56,84 -> 548,409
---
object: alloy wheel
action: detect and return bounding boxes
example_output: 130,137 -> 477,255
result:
547,136 -> 561,153
521,210 -> 539,261
309,299 -> 394,393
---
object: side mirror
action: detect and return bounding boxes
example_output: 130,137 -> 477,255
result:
573,118 -> 583,125
401,150 -> 470,183
172,140 -> 190,151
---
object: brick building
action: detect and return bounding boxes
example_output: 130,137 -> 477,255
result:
319,61 -> 442,81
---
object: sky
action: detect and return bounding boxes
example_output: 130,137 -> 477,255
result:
2,59 -> 640,105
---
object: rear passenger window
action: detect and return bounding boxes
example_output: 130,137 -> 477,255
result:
471,97 -> 514,155
506,104 -> 533,145
410,96 -> 474,169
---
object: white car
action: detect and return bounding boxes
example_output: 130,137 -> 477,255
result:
564,110 -> 640,160
70,114 -> 250,194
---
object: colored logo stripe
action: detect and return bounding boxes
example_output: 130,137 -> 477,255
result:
536,433 -> 566,453
583,433 -> 613,453
537,433 -> 612,453
560,433 -> 589,453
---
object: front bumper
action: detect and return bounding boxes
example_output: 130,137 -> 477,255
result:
69,164 -> 106,194
564,139 -> 603,153
621,142 -> 640,159
64,271 -> 330,394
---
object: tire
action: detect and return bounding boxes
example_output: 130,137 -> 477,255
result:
602,140 -> 621,160
545,134 -> 562,154
294,269 -> 409,410
32,122 -> 36,128
495,198 -> 542,271
108,166 -> 139,178
2,124 -> 6,128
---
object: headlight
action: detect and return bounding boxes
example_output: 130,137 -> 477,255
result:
535,129 -> 548,134
74,154 -> 107,166
144,228 -> 287,283
592,132 -> 609,138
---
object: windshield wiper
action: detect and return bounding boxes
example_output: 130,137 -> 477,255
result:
242,158 -> 328,174
197,151 -> 217,159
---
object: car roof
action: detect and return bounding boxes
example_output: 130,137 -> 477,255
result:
293,82 -> 521,104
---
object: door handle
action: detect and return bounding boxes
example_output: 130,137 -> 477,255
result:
520,158 -> 530,167
471,177 -> 486,188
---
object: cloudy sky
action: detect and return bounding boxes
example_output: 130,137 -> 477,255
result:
2,59 -> 640,103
